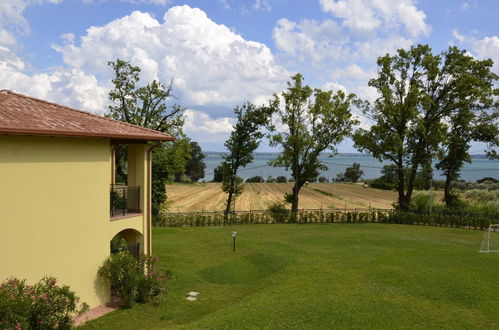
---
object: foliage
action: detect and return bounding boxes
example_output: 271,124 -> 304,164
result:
154,208 -> 497,230
268,74 -> 358,213
434,48 -> 498,208
107,59 -> 187,218
110,234 -> 128,253
212,165 -> 224,182
266,176 -> 275,183
343,162 -> 364,182
367,178 -> 395,190
477,176 -> 499,184
182,141 -> 206,182
354,44 -> 497,210
151,139 -> 192,215
98,252 -> 139,309
107,59 -> 184,134
275,176 -> 287,183
245,176 -> 265,183
135,256 -> 167,303
267,201 -> 289,223
409,191 -> 436,211
98,252 -> 167,309
0,276 -> 88,330
220,103 -> 273,217
318,176 -> 329,183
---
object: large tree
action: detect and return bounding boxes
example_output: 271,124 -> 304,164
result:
269,74 -> 358,214
182,141 -> 206,182
107,58 -> 185,216
221,102 -> 272,219
353,45 -> 497,210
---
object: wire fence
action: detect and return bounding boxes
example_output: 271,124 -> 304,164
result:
154,208 -> 499,230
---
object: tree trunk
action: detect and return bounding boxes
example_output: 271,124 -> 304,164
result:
444,174 -> 454,209
290,182 -> 302,222
224,190 -> 233,219
396,165 -> 408,211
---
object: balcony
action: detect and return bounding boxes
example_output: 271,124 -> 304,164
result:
110,185 -> 141,219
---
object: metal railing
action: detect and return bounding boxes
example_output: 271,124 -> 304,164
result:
110,185 -> 141,217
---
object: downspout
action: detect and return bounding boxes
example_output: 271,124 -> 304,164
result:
111,145 -> 118,185
146,141 -> 162,255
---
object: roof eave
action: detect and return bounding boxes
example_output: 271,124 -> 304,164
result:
0,127 -> 176,142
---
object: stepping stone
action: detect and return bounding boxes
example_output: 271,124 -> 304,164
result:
186,296 -> 197,301
187,291 -> 200,296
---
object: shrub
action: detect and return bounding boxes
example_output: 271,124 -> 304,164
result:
267,201 -> 289,223
368,178 -> 395,190
98,252 -> 139,308
275,176 -> 287,183
266,176 -> 275,183
0,276 -> 88,330
246,176 -> 264,183
318,176 -> 329,183
409,191 -> 436,211
98,252 -> 167,308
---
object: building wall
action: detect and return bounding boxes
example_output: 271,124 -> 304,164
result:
0,135 -> 148,308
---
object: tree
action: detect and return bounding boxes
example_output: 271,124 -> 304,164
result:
434,51 -> 498,208
269,74 -> 358,214
213,164 -> 224,182
246,176 -> 265,183
353,45 -> 495,210
107,58 -> 185,217
343,162 -> 364,182
221,103 -> 272,219
275,176 -> 288,183
180,141 -> 205,182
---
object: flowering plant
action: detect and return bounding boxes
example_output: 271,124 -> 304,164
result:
0,276 -> 88,330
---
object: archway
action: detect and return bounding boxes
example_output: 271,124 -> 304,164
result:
110,228 -> 144,258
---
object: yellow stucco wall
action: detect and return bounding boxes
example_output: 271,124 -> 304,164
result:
0,135 -> 149,309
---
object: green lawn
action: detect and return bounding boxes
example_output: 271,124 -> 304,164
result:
80,224 -> 499,329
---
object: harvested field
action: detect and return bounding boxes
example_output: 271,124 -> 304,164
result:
165,182 -> 399,212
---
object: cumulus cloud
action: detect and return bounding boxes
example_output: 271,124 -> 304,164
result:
319,0 -> 430,37
184,109 -> 234,134
1,4 -> 289,143
452,30 -> 499,71
54,6 -> 289,109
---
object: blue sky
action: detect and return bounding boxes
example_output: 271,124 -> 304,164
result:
1,0 -> 498,152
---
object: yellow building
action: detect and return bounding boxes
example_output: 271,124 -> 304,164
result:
0,90 -> 174,309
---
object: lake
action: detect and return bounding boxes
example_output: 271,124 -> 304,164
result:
202,153 -> 499,182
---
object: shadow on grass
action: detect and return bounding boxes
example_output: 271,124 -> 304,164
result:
198,253 -> 293,284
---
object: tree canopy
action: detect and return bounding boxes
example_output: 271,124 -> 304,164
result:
220,102 -> 272,218
353,45 -> 498,210
269,73 -> 358,214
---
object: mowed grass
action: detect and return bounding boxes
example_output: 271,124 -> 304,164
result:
80,224 -> 499,329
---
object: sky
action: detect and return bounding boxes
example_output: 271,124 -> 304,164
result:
1,0 -> 498,152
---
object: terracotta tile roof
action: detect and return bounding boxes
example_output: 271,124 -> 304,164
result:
0,90 -> 175,141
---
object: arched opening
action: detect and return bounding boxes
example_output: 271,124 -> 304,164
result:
110,229 -> 144,259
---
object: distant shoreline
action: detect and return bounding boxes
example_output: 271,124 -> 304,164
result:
203,151 -> 491,159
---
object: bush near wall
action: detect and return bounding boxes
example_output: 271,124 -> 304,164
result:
0,276 -> 88,330
154,209 -> 497,230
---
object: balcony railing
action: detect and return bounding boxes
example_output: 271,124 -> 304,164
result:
110,185 -> 141,217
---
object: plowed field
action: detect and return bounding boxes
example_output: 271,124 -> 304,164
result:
165,182 -> 399,212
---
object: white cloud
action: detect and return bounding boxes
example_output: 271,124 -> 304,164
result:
184,109 -> 234,134
273,18 -> 346,65
253,0 -> 271,12
461,1 -> 477,11
219,0 -> 230,9
319,0 -> 430,37
54,6 -> 289,108
452,30 -> 499,71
